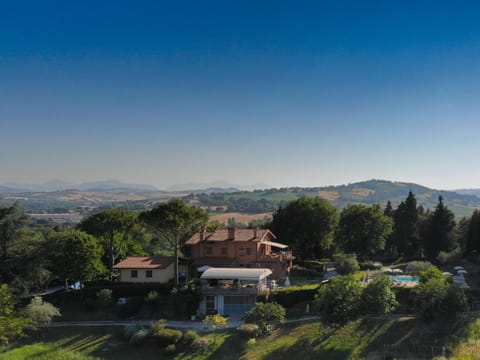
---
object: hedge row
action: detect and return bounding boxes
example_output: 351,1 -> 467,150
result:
42,283 -> 174,304
269,284 -> 320,308
289,266 -> 323,279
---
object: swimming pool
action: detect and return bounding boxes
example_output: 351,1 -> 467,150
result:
390,275 -> 419,283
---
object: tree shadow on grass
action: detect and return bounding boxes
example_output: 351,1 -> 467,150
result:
203,331 -> 247,360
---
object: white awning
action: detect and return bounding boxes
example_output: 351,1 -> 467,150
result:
261,240 -> 289,249
200,267 -> 272,281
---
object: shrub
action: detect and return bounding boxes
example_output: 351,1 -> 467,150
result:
313,275 -> 362,326
405,261 -> 433,276
194,338 -> 209,351
96,289 -> 113,308
153,328 -> 183,346
145,291 -> 160,306
129,329 -> 149,346
237,323 -> 260,339
164,344 -> 176,354
269,284 -> 319,308
247,338 -> 256,346
414,276 -> 468,322
182,330 -> 199,346
289,266 -> 322,279
24,297 -> 61,328
170,281 -> 201,318
151,319 -> 167,333
361,275 -> 397,314
243,302 -> 285,335
202,314 -> 228,342
437,248 -> 462,265
335,255 -> 360,275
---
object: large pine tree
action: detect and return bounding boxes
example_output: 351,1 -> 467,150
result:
424,196 -> 456,259
392,191 -> 421,258
465,210 -> 480,255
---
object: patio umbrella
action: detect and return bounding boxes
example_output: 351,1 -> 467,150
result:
383,268 -> 393,273
442,272 -> 453,276
454,266 -> 465,270
457,269 -> 468,274
392,269 -> 403,274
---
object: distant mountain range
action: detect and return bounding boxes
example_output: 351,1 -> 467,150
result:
0,180 -> 158,193
454,189 -> 480,197
165,180 -> 270,192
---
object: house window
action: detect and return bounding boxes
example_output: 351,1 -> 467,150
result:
221,247 -> 228,255
246,248 -> 253,256
131,270 -> 138,278
206,247 -> 213,255
239,248 -> 245,257
146,270 -> 152,278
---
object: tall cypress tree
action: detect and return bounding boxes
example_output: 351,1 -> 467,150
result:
392,191 -> 421,258
465,210 -> 480,255
424,196 -> 456,259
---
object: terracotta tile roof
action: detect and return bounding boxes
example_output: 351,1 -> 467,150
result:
113,256 -> 174,269
186,229 -> 276,245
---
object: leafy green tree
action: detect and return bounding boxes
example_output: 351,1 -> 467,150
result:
0,284 -> 30,344
170,280 -> 201,318
270,197 -> 339,259
335,254 -> 360,275
45,230 -> 106,285
140,200 -> 208,287
0,202 -> 27,260
78,209 -> 139,273
424,196 -> 456,259
24,296 -> 60,328
361,275 -> 397,314
337,204 -> 393,259
405,261 -> 433,276
414,275 -> 467,322
392,191 -> 422,258
243,302 -> 286,335
313,275 -> 363,326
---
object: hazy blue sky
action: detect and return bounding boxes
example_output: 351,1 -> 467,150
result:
2,1 -> 480,189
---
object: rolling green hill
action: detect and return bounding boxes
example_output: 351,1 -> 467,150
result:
1,179 -> 479,219
187,179 -> 480,217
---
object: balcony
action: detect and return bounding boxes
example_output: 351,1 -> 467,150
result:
257,251 -> 294,263
200,285 -> 260,295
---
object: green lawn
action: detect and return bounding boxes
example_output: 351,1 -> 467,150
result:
2,315 -> 479,360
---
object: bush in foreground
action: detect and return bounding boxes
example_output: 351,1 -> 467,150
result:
243,302 -> 285,335
153,328 -> 183,346
237,323 -> 260,339
24,296 -> 61,328
313,275 -> 362,326
361,275 -> 397,314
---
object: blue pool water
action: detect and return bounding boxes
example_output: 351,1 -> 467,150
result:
391,275 -> 419,283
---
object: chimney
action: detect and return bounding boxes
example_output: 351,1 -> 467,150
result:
228,226 -> 235,240
253,227 -> 259,239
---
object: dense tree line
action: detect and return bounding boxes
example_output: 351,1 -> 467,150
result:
0,200 -> 208,295
270,193 -> 473,262
0,190 -> 478,296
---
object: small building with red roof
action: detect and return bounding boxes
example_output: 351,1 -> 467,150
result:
113,255 -> 187,283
